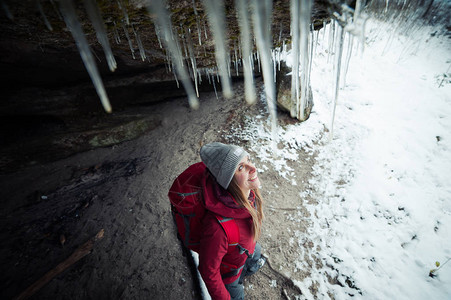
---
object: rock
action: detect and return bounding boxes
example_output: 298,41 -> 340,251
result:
276,61 -> 313,121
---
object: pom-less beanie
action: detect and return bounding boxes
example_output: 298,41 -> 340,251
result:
200,142 -> 249,189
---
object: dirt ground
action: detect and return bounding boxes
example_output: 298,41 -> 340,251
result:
0,78 -> 319,300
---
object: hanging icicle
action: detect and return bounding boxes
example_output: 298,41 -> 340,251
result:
235,0 -> 256,104
37,0 -> 53,31
251,0 -> 278,146
147,0 -> 199,109
233,39 -> 239,76
185,27 -> 200,97
308,24 -> 314,88
117,0 -> 129,25
299,0 -> 312,121
113,21 -> 121,44
122,22 -> 136,59
83,0 -> 117,71
132,25 -> 147,61
154,25 -> 163,48
193,0 -> 202,45
330,13 -> 346,140
342,33 -> 354,88
180,26 -> 190,63
327,20 -> 335,63
290,0 -> 300,118
59,0 -> 112,113
201,0 -> 233,99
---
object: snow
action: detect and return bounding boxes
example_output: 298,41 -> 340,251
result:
191,251 -> 212,300
241,19 -> 451,299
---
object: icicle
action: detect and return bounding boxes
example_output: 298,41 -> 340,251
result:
113,21 -> 121,44
290,0 -> 300,118
201,0 -> 233,99
147,0 -> 199,109
203,19 -> 208,40
179,26 -> 188,62
308,24 -> 314,91
235,0 -> 256,104
83,0 -> 117,71
132,25 -> 147,61
59,0 -> 112,113
91,48 -> 101,62
212,78 -> 219,99
174,28 -> 185,68
186,27 -> 199,97
37,0 -> 53,31
196,18 -> 202,45
173,63 -> 180,88
327,20 -> 335,63
165,51 -> 172,72
164,56 -> 170,73
117,0 -> 129,25
272,50 -> 277,83
278,21 -> 283,44
342,33 -> 354,88
155,25 -> 163,48
50,0 -> 63,20
256,50 -> 261,72
346,0 -> 367,56
122,23 -> 136,59
330,23 -> 345,140
210,69 -> 219,99
193,0 -> 202,45
233,40 -> 239,76
238,37 -> 242,59
298,0 -> 312,121
207,70 -> 212,84
1,0 -> 13,20
251,0 -> 277,146
193,0 -> 198,15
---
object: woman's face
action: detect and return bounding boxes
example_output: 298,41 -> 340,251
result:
234,155 -> 261,195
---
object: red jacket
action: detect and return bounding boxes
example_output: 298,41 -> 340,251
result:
198,173 -> 257,300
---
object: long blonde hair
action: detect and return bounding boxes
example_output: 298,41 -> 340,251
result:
227,177 -> 264,241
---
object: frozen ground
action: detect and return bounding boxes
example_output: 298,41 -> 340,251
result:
240,19 -> 451,299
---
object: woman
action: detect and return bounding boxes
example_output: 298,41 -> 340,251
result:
198,142 -> 265,300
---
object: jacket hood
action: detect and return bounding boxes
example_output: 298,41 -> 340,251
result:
202,172 -> 252,219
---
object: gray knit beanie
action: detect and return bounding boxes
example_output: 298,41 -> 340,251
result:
200,142 -> 249,189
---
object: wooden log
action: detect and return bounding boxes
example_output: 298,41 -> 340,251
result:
14,229 -> 105,300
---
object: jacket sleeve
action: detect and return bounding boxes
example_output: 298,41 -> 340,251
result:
198,214 -> 230,300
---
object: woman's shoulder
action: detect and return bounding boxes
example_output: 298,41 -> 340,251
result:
201,210 -> 229,242
202,210 -> 223,225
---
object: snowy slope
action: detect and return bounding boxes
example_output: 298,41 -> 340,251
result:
243,19 -> 451,299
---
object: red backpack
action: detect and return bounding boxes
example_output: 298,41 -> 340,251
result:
168,162 -> 240,254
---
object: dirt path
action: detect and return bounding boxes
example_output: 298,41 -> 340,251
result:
0,78 -> 318,299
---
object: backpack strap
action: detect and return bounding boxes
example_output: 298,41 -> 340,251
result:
215,215 -> 251,258
216,216 -> 240,248
215,215 -> 252,279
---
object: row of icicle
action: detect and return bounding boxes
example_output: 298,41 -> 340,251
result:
1,0 -> 385,140
1,0 -> 448,139
2,0 -> 322,122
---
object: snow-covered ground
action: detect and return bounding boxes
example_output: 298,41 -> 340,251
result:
244,19 -> 451,299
